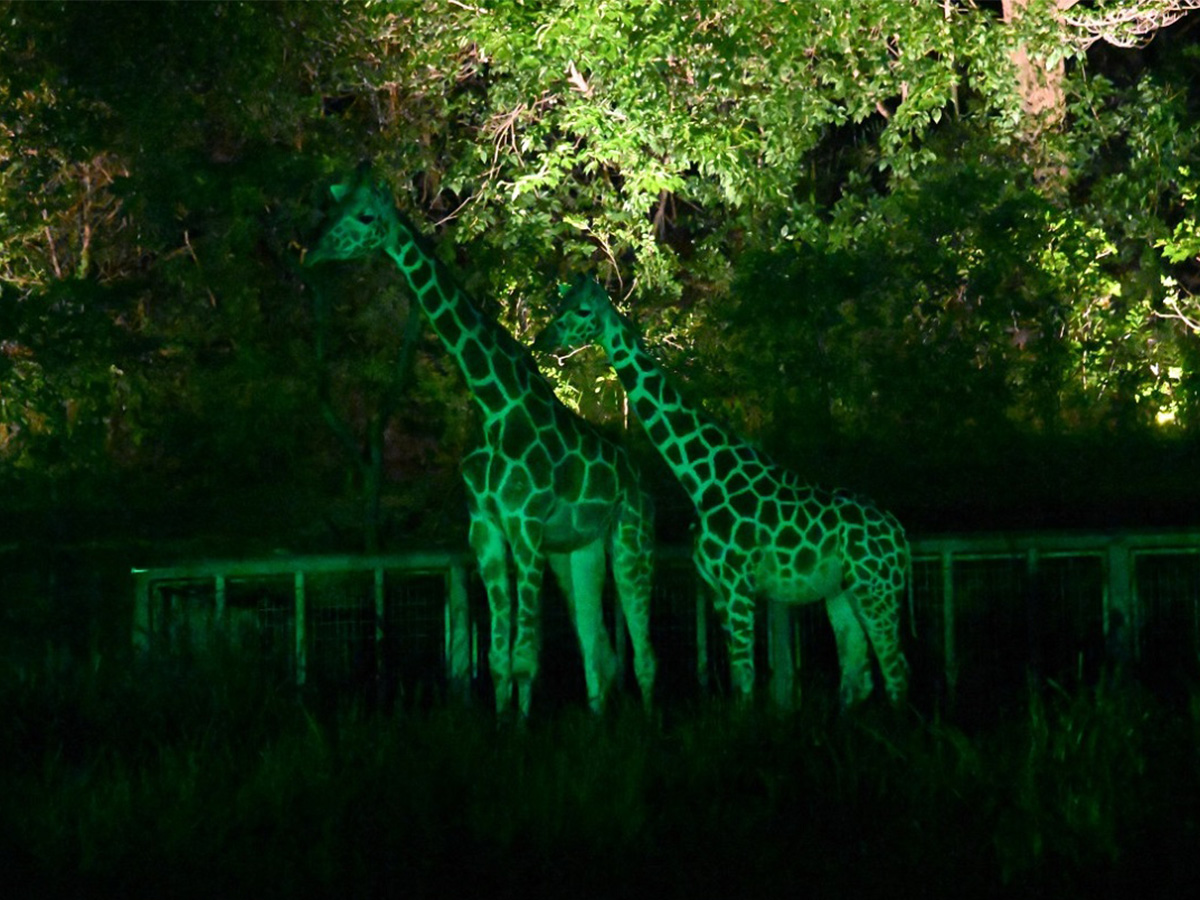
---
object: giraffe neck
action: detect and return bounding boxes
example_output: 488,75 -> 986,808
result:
382,227 -> 539,425
595,310 -> 745,505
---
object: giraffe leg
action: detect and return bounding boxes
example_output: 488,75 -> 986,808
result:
826,589 -> 874,708
698,555 -> 756,700
859,588 -> 910,705
722,590 -> 757,700
610,506 -> 657,711
548,541 -> 617,714
469,514 -> 515,716
508,533 -> 547,719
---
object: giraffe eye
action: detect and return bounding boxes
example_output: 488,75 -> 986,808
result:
356,213 -> 376,225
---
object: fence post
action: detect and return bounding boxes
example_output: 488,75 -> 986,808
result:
131,570 -> 152,651
941,550 -> 957,706
294,571 -> 307,687
374,567 -> 386,703
446,561 -> 471,702
1105,540 -> 1136,666
1026,547 -> 1041,676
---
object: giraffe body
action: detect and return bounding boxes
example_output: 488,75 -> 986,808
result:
534,277 -> 909,706
305,177 -> 656,717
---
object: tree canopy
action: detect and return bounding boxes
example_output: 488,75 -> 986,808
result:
3,0 -> 1200,548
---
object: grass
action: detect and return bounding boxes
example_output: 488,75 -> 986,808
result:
3,643 -> 1199,900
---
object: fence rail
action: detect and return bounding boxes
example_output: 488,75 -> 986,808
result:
131,528 -> 1200,707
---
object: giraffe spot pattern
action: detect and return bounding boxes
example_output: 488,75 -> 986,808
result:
460,340 -> 494,385
500,413 -> 537,457
818,531 -> 839,557
646,417 -> 671,448
725,471 -> 751,496
704,505 -> 737,539
840,502 -> 865,526
727,489 -> 760,520
664,406 -> 696,444
680,433 -> 709,466
588,462 -> 617,499
758,499 -> 781,530
523,441 -> 552,477
408,258 -> 434,293
664,442 -> 686,470
633,396 -> 658,424
699,484 -> 724,511
732,519 -> 758,550
710,448 -> 740,482
474,377 -> 507,413
775,522 -> 803,551
399,243 -> 421,271
541,427 -> 567,461
431,303 -> 464,348
635,357 -> 659,380
557,452 -> 586,496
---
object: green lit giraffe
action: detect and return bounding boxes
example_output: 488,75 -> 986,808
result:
534,277 -> 909,707
304,174 -> 656,718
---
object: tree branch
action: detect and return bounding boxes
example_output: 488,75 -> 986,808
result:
1062,0 -> 1200,49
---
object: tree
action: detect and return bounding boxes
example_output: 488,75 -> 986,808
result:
0,1 -> 365,542
3,0 -> 1200,544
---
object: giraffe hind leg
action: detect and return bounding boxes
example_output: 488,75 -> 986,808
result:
548,541 -> 617,714
826,589 -> 875,708
859,588 -> 910,705
720,589 -> 756,699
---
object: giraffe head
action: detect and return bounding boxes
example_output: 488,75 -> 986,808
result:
304,166 -> 401,266
531,275 -> 615,354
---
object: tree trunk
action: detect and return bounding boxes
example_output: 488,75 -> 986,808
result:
1001,0 -> 1075,186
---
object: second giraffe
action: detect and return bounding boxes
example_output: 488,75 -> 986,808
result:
534,276 -> 910,707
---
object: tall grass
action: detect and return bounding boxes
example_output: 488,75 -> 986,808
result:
3,643 -> 1198,899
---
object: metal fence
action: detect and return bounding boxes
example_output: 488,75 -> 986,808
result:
133,553 -> 471,703
131,528 -> 1200,709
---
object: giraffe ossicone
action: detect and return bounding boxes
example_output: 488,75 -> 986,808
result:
305,174 -> 657,718
533,276 -> 910,707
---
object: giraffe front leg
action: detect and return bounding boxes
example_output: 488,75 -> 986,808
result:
469,515 -> 515,716
509,536 -> 547,719
698,557 -> 756,700
611,507 -> 657,711
826,590 -> 874,709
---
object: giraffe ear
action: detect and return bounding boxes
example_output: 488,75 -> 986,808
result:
329,183 -> 349,203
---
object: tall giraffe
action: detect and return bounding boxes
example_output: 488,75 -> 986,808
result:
304,174 -> 656,718
533,276 -> 909,707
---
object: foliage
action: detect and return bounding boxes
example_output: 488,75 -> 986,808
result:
3,1 -> 1200,544
3,647 -> 1198,898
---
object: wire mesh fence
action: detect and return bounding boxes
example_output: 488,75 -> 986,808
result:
133,530 -> 1200,710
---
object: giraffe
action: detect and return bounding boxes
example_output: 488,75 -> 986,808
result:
533,276 -> 910,708
304,173 -> 656,718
